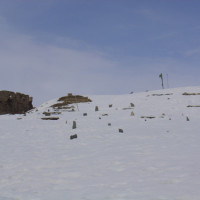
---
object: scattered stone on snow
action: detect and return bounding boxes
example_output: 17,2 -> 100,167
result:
108,123 -> 111,126
41,117 -> 59,120
182,92 -> 200,95
109,104 -> 113,108
141,116 -> 156,119
187,105 -> 200,107
160,113 -> 165,118
119,129 -> 124,133
72,121 -> 77,129
70,134 -> 78,140
152,93 -> 173,96
130,111 -> 134,116
130,103 -> 135,107
95,106 -> 99,111
83,113 -> 87,116
43,111 -> 61,116
186,116 -> 190,121
123,107 -> 133,110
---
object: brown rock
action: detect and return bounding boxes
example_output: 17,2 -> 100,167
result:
0,90 -> 33,115
51,93 -> 92,109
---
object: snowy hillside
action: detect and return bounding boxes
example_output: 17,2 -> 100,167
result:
1,86 -> 200,200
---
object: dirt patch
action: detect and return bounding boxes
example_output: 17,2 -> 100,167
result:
183,92 -> 200,95
41,117 -> 59,120
152,93 -> 173,96
43,112 -> 61,116
141,116 -> 156,119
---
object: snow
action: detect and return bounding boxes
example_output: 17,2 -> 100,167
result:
1,86 -> 200,200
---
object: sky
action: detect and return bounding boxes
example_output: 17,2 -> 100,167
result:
1,0 -> 200,106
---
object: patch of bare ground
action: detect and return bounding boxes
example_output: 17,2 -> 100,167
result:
141,116 -> 156,119
41,117 -> 59,120
152,93 -> 173,96
182,92 -> 200,95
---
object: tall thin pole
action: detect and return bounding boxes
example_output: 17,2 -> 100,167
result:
159,73 -> 164,89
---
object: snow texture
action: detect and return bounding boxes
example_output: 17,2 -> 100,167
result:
1,86 -> 200,200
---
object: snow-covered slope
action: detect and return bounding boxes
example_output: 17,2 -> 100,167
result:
1,86 -> 200,200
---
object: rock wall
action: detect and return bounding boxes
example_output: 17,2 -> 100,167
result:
0,90 -> 33,115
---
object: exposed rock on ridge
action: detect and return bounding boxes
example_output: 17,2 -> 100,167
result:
0,90 -> 33,115
51,93 -> 92,109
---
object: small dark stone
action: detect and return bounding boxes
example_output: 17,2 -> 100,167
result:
186,116 -> 190,121
70,134 -> 77,140
130,103 -> 135,107
108,123 -> 111,126
130,111 -> 134,116
43,112 -> 51,116
119,129 -> 123,133
109,104 -> 113,108
83,113 -> 87,116
72,121 -> 76,129
95,106 -> 99,111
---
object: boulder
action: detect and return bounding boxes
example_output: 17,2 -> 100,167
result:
0,90 -> 33,115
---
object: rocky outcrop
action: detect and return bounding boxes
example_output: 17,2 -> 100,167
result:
0,90 -> 33,115
51,93 -> 92,108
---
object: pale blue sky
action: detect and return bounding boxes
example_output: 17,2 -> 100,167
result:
0,0 -> 200,105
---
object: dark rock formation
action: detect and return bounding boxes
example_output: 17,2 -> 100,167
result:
51,93 -> 92,109
0,90 -> 33,115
